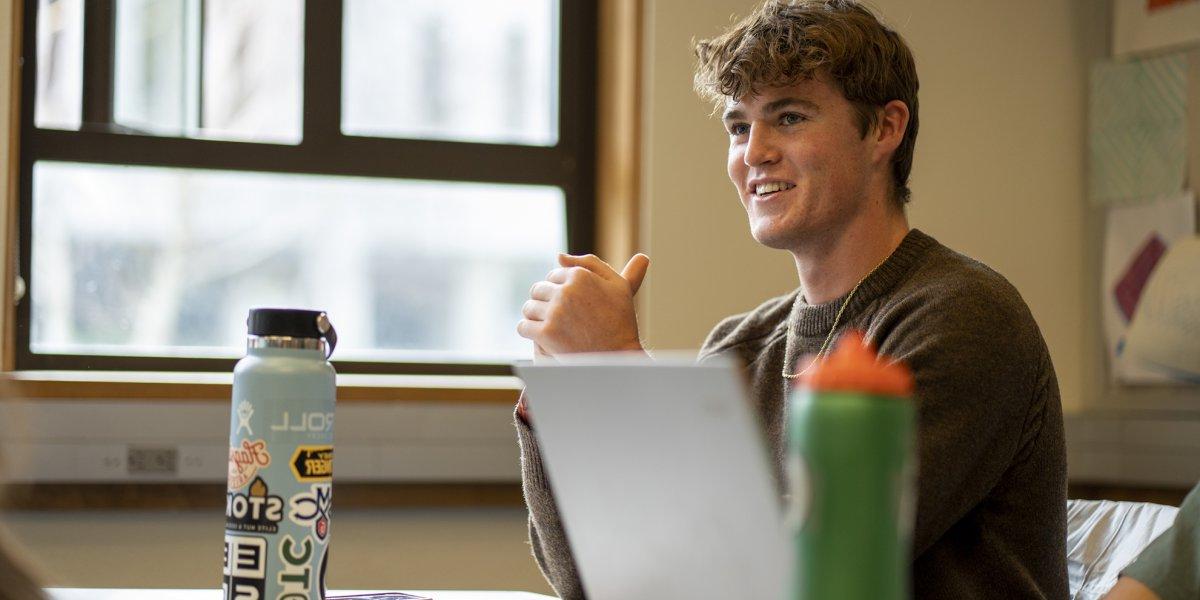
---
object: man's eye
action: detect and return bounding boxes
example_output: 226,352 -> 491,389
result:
728,123 -> 749,136
781,113 -> 807,125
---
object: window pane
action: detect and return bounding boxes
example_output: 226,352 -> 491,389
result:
35,0 -> 84,130
114,0 -> 192,135
114,0 -> 303,143
342,0 -> 558,146
201,0 -> 303,142
32,161 -> 565,362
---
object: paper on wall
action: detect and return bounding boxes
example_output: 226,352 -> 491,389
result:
1089,53 -> 1188,206
1102,191 -> 1196,383
1113,0 -> 1200,57
1125,236 -> 1200,381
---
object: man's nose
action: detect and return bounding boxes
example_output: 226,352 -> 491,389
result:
743,124 -> 780,167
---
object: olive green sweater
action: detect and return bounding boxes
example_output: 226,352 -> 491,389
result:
1124,482 -> 1200,600
515,229 -> 1068,599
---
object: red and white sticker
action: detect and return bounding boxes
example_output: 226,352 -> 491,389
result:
228,439 -> 272,489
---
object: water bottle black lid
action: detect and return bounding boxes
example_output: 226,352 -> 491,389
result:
247,308 -> 329,339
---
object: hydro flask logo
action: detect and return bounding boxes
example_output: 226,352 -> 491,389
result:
236,401 -> 254,435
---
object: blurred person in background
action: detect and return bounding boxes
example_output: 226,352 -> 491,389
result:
1105,482 -> 1200,600
0,532 -> 45,600
0,457 -> 47,599
0,377 -> 47,599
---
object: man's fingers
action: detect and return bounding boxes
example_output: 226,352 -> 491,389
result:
556,253 -> 650,293
516,319 -> 544,341
620,253 -> 651,295
521,299 -> 550,321
529,281 -> 558,301
558,253 -> 618,280
547,265 -> 599,285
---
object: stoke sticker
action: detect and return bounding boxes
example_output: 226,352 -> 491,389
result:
290,445 -> 333,482
226,476 -> 285,535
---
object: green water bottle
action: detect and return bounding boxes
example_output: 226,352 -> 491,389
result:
787,330 -> 916,600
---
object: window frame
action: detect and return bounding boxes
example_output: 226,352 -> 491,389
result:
14,0 -> 599,376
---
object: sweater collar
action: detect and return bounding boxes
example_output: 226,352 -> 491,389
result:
786,228 -> 936,339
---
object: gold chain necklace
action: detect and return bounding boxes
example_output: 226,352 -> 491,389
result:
782,251 -> 894,380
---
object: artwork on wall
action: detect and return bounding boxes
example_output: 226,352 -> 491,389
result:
1089,53 -> 1188,206
1113,0 -> 1200,57
1102,192 -> 1196,384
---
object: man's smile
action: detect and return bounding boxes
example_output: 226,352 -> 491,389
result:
748,179 -> 796,201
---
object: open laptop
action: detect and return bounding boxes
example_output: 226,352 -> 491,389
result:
515,353 -> 791,600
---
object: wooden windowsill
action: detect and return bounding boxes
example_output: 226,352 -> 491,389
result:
0,482 -> 525,510
1,371 -> 523,404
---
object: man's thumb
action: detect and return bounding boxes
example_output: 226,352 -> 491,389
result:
620,253 -> 651,295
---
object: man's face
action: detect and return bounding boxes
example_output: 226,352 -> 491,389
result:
723,76 -> 877,251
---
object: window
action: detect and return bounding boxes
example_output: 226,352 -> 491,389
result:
18,0 -> 597,375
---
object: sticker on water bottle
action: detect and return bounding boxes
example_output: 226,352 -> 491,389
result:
223,534 -> 267,599
784,453 -> 812,531
228,439 -> 273,489
277,533 -> 319,598
289,483 -> 333,542
290,446 -> 334,482
897,449 -> 917,541
236,401 -> 255,436
226,477 -> 285,535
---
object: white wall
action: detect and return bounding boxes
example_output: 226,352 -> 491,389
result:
639,0 -> 798,353
638,0 -> 1105,413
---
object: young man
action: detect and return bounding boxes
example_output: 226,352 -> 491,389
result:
516,1 -> 1067,598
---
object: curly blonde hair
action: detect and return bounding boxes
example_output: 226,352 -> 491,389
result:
694,0 -> 919,204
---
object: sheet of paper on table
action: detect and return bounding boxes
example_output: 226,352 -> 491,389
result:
329,593 -> 431,599
45,590 -> 556,600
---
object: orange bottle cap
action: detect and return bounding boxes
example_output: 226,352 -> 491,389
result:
797,330 -> 914,396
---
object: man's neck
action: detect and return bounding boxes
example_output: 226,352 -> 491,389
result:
791,210 -> 911,305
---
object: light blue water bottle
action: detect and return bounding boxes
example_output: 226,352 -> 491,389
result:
224,308 -> 337,600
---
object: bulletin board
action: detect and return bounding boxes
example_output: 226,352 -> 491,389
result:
1092,2 -> 1200,385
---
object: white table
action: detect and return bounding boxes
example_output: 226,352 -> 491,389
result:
47,590 -> 555,600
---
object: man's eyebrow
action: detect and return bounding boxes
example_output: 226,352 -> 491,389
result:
722,97 -> 820,121
764,97 -> 820,114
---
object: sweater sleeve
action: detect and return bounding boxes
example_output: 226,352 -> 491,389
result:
1122,482 -> 1200,600
515,391 -> 587,599
873,279 -> 1052,558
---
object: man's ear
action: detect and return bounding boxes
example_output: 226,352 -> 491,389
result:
872,100 -> 909,164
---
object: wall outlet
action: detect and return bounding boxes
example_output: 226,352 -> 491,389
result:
127,446 -> 178,476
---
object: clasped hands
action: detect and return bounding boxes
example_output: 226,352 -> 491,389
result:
517,253 -> 650,358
